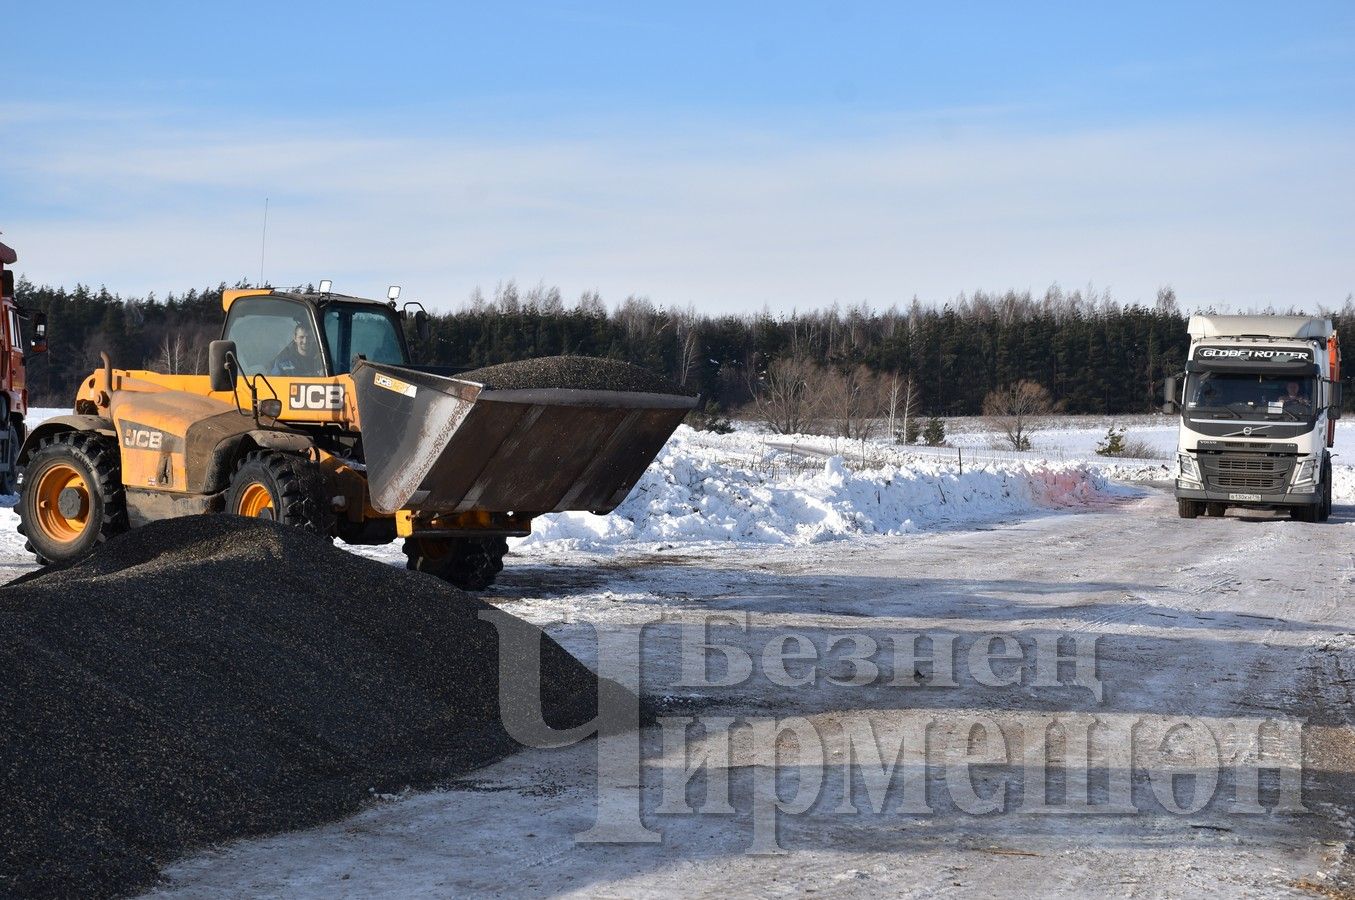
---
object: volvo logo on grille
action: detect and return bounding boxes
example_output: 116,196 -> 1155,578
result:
1242,427 -> 1253,435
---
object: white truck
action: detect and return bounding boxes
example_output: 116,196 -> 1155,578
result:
1166,314 -> 1342,522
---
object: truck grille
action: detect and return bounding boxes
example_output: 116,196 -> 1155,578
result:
1199,453 -> 1293,492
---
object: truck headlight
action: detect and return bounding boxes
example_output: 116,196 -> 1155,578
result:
1177,453 -> 1202,484
1292,458 -> 1318,486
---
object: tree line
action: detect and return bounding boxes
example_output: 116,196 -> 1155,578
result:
14,276 -> 1354,417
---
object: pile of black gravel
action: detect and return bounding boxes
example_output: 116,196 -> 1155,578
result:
459,355 -> 692,395
0,516 -> 632,898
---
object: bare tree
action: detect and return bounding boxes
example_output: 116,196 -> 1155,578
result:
885,372 -> 921,443
821,365 -> 882,441
749,355 -> 817,435
152,327 -> 212,374
158,331 -> 191,374
678,328 -> 701,387
575,289 -> 606,316
982,380 -> 1053,450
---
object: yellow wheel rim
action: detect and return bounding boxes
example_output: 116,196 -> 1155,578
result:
236,483 -> 276,519
34,463 -> 92,543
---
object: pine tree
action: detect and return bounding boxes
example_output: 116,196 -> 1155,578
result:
923,417 -> 946,447
1096,426 -> 1127,457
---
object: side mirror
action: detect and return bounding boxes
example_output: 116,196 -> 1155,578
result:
414,309 -> 430,341
209,340 -> 238,392
1331,381 -> 1343,420
1161,375 -> 1178,415
28,311 -> 47,354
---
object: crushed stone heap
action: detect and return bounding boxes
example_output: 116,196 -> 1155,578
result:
0,516 -> 630,898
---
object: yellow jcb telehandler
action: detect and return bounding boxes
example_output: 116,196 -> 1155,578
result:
17,286 -> 696,588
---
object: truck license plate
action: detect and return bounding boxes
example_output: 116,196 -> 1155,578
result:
1228,493 -> 1262,502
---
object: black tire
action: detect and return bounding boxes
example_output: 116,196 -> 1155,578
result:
0,421 -> 18,496
17,431 -> 127,565
1205,502 -> 1227,518
404,536 -> 509,590
1317,458 -> 1332,523
1290,502 -> 1319,523
224,451 -> 335,535
0,394 -> 16,495
1177,498 -> 1204,519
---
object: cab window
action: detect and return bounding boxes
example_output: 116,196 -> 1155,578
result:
223,297 -> 326,376
322,304 -> 407,374
7,310 -> 21,353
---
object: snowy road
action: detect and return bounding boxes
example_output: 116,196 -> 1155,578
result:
140,486 -> 1355,899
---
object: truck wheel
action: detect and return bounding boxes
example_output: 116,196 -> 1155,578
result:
1290,503 -> 1319,523
0,396 -> 17,495
1205,502 -> 1227,517
1177,498 -> 1204,519
225,451 -> 334,535
404,536 -> 509,591
1317,458 -> 1333,523
0,424 -> 17,495
18,431 -> 127,565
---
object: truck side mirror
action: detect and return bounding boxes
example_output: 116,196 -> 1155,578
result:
28,311 -> 47,354
1331,381 -> 1343,420
209,340 -> 238,392
1161,375 -> 1178,414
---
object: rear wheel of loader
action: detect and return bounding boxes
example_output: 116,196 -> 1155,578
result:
18,431 -> 127,565
225,451 -> 334,535
404,536 -> 509,591
1177,498 -> 1204,519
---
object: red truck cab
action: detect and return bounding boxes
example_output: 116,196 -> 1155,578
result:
0,237 -> 47,493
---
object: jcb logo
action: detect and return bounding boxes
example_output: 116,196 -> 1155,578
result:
289,383 -> 345,411
122,427 -> 163,450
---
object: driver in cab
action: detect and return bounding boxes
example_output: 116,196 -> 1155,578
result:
270,324 -> 323,376
1278,380 -> 1311,412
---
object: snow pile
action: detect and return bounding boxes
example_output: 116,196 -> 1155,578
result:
516,427 -> 1128,551
1096,460 -> 1175,484
1334,464 -> 1355,503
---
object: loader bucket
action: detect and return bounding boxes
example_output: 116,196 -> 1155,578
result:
351,361 -> 698,515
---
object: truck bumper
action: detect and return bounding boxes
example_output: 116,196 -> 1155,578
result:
1175,481 -> 1318,508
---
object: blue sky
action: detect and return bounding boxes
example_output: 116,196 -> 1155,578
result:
5,1 -> 1353,312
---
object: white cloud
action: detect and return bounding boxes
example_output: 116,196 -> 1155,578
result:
6,106 -> 1352,313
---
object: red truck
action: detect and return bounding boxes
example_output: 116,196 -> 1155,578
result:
0,235 -> 48,493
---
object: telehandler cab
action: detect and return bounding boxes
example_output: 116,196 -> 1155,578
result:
17,286 -> 695,588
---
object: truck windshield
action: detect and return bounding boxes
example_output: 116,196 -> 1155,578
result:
322,304 -> 407,374
1185,372 -> 1317,419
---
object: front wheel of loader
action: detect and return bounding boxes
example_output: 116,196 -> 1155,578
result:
404,536 -> 509,591
225,451 -> 334,535
18,431 -> 127,565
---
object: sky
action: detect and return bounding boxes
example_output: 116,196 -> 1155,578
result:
4,1 -> 1353,314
